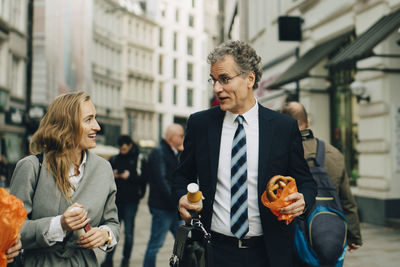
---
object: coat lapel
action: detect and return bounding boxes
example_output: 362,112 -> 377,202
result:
208,107 -> 225,192
258,105 -> 274,197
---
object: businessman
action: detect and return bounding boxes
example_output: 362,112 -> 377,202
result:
172,40 -> 317,267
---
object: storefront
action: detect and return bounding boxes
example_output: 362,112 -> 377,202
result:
326,8 -> 400,225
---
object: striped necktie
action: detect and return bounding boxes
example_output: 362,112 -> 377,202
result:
230,115 -> 249,239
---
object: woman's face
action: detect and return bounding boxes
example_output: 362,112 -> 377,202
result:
78,100 -> 101,151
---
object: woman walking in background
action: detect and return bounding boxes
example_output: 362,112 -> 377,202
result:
10,92 -> 120,266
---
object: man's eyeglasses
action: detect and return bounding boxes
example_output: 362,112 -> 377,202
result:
208,73 -> 243,86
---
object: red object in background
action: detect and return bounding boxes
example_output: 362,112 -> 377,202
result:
211,95 -> 220,107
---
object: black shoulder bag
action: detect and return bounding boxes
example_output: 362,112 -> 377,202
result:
9,154 -> 43,267
169,217 -> 212,267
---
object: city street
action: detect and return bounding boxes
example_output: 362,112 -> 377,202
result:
96,192 -> 400,267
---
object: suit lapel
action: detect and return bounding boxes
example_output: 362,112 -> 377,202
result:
258,105 -> 274,197
208,107 -> 225,191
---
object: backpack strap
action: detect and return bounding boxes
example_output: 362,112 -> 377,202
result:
314,139 -> 325,168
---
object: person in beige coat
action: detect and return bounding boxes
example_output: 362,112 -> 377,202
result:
10,92 -> 120,266
282,101 -> 362,252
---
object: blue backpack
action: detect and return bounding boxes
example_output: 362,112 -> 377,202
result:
294,139 -> 348,267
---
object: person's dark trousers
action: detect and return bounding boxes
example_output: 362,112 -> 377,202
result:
104,201 -> 139,265
210,234 -> 270,267
143,207 -> 183,267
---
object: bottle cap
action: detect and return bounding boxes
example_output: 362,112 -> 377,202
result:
187,183 -> 202,203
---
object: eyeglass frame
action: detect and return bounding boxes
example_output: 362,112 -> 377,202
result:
207,72 -> 244,86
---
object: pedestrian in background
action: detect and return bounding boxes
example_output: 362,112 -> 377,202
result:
281,101 -> 362,252
143,124 -> 184,267
101,135 -> 145,267
172,40 -> 317,267
10,92 -> 120,267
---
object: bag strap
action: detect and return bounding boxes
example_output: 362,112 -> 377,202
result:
314,139 -> 325,168
29,154 -> 43,219
170,224 -> 194,267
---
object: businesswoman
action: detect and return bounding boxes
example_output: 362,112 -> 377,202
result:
10,92 -> 120,267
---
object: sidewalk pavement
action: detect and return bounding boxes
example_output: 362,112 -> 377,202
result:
96,194 -> 400,267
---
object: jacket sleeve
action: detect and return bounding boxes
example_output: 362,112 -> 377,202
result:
172,115 -> 198,206
100,165 -> 120,248
287,120 -> 317,213
338,168 -> 363,245
9,156 -> 55,249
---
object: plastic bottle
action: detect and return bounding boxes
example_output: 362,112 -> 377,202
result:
187,183 -> 203,217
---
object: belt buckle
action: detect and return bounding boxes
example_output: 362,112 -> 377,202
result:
238,239 -> 248,249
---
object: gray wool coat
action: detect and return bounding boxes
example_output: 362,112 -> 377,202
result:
9,151 -> 120,267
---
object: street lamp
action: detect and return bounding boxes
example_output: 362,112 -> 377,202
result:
350,81 -> 370,103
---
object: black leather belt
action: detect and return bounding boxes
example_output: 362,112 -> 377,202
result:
211,231 -> 264,249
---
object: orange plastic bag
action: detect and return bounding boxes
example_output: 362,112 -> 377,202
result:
0,188 -> 27,267
261,179 -> 298,225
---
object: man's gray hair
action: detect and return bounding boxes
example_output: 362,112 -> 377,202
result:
207,40 -> 262,89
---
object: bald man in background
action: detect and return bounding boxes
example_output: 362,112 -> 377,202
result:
143,124 -> 185,267
281,101 -> 362,252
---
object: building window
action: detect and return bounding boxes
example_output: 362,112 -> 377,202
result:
187,88 -> 193,107
173,85 -> 178,105
175,9 -> 179,23
173,32 -> 177,51
187,62 -> 193,81
158,54 -> 163,75
173,58 -> 177,78
189,15 -> 194,27
158,82 -> 163,103
159,28 -> 163,47
187,37 -> 193,56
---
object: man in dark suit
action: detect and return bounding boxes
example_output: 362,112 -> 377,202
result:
172,40 -> 317,267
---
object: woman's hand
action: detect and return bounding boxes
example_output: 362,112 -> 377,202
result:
61,203 -> 90,231
6,234 -> 22,263
77,227 -> 109,249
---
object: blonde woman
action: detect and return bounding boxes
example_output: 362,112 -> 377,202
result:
10,92 -> 119,267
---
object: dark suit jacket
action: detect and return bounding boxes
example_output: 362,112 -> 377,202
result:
148,139 -> 180,210
172,104 -> 316,266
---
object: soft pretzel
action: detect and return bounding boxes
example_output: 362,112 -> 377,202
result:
266,175 -> 295,202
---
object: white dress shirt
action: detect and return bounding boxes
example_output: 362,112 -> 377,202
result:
45,152 -> 116,250
211,100 -> 262,237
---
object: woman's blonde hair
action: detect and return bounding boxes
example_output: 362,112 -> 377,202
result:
30,91 -> 91,200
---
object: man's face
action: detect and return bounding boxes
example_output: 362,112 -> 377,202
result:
78,100 -> 101,151
210,55 -> 255,114
172,128 -> 184,150
120,143 -> 133,155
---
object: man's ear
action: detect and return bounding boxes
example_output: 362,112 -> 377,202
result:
306,118 -> 310,128
247,72 -> 255,89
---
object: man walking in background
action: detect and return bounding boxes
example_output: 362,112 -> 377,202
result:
101,135 -> 145,267
143,124 -> 184,267
281,101 -> 362,252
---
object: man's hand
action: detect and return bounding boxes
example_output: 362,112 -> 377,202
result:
77,228 -> 109,249
280,192 -> 305,217
61,203 -> 90,231
178,194 -> 203,223
6,234 -> 22,263
120,170 -> 130,180
347,243 -> 361,252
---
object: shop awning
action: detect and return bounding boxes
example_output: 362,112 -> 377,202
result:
326,8 -> 400,68
267,31 -> 353,89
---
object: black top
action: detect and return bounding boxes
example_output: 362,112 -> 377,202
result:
110,144 -> 145,203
